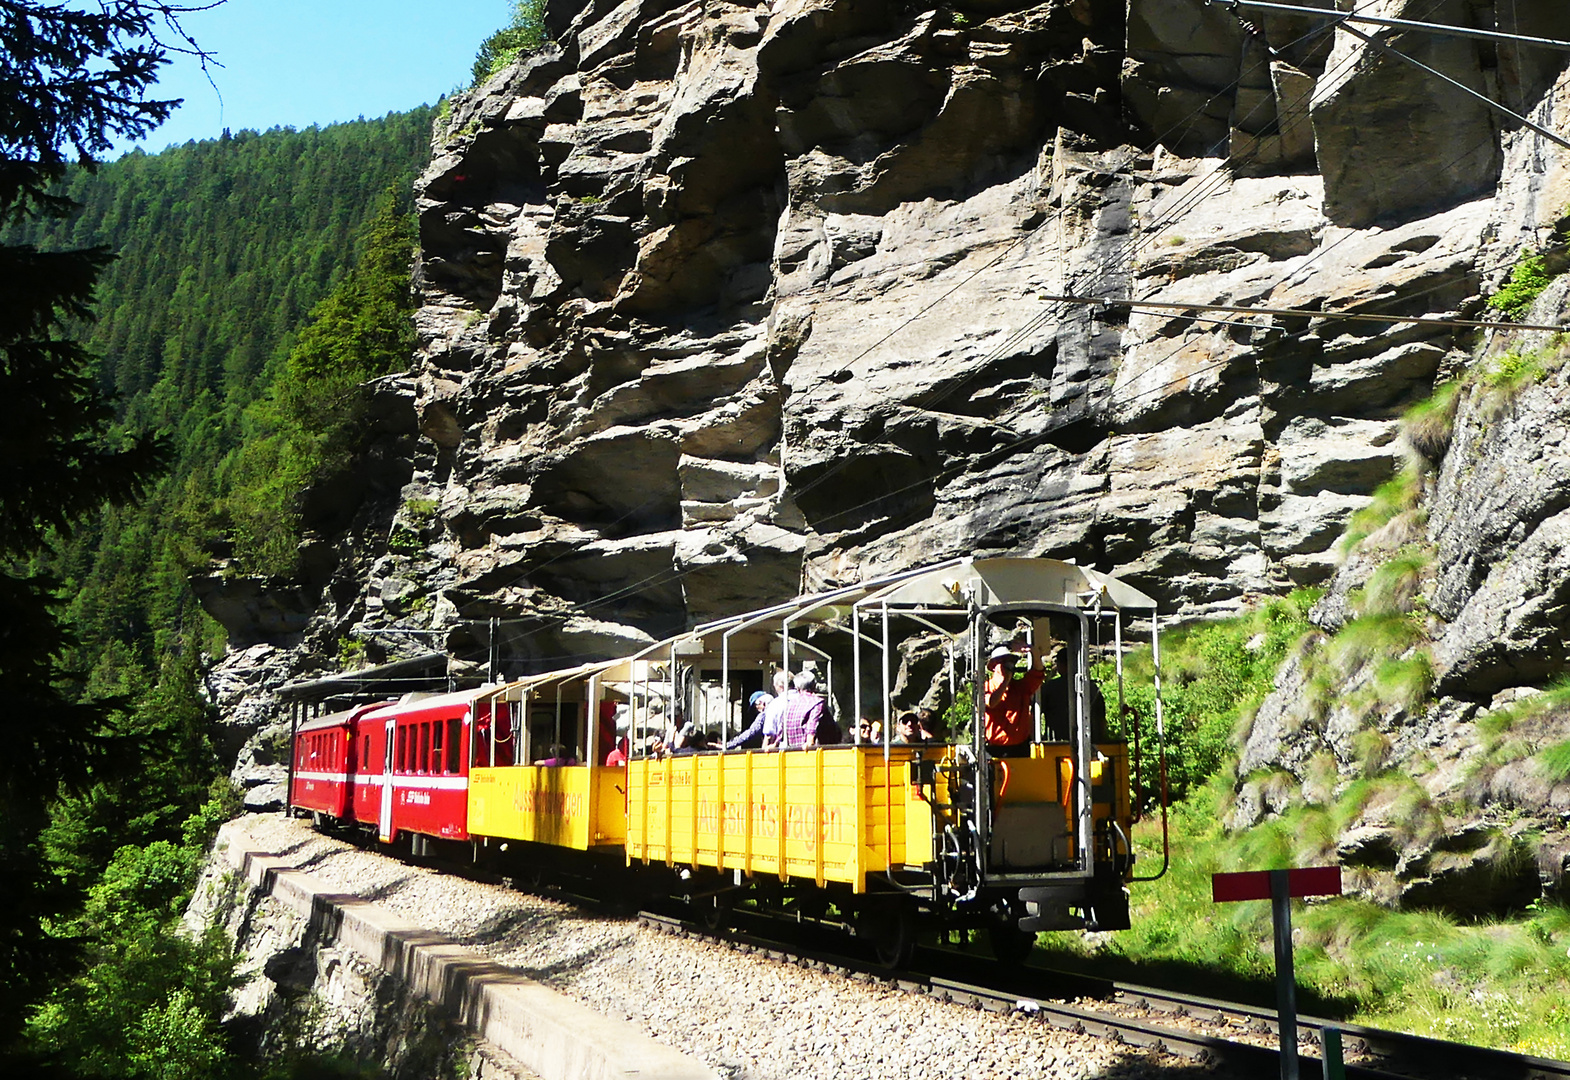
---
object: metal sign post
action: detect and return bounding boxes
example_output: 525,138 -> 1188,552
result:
1213,866 -> 1343,1080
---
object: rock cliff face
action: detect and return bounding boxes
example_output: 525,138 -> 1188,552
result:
205,1 -> 1570,914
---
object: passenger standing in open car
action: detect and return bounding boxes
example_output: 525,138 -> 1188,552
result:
781,669 -> 839,747
983,637 -> 1047,757
761,669 -> 790,748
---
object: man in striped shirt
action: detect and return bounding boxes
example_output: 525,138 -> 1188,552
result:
780,669 -> 840,747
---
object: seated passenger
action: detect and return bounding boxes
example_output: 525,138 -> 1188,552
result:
724,691 -> 771,750
854,717 -> 873,744
916,706 -> 944,742
893,712 -> 924,745
604,735 -> 630,767
533,743 -> 578,766
673,728 -> 712,755
641,734 -> 667,758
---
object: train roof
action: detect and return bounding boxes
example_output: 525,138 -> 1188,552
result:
471,556 -> 1157,703
357,685 -> 505,719
296,704 -> 377,734
681,556 -> 1157,639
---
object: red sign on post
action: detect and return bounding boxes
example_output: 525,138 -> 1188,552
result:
1211,866 -> 1343,1080
1212,866 -> 1342,903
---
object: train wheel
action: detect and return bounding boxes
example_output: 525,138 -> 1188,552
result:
697,892 -> 732,932
863,900 -> 917,971
987,900 -> 1036,966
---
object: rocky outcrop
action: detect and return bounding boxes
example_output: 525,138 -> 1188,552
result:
1230,95 -> 1570,912
193,1 -> 1570,679
194,0 -> 1570,917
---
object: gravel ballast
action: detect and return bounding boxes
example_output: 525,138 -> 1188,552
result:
219,814 -> 1210,1079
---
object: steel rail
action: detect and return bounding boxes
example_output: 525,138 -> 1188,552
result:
640,906 -> 1570,1080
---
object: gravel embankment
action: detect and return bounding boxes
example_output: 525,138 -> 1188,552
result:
225,814 -> 1221,1080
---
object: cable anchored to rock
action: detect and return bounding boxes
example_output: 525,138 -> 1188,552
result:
1040,291 -> 1567,334
1206,0 -> 1570,53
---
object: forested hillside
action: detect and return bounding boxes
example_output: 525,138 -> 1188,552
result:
10,110 -> 435,689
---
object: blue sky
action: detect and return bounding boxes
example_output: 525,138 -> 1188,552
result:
121,0 -> 514,155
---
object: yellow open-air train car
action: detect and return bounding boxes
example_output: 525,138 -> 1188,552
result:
463,557 -> 1162,965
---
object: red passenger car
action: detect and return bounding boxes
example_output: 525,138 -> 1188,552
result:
289,708 -> 357,819
330,689 -> 512,845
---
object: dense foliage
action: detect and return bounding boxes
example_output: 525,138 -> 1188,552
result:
10,109 -> 435,681
0,7 -> 437,1070
1097,590 -> 1318,807
224,189 -> 418,573
471,0 -> 548,86
0,0 -> 192,1051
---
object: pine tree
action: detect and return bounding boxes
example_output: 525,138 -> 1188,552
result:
0,1 -> 203,1051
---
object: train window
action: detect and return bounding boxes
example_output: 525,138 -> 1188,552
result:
396,725 -> 407,773
419,722 -> 430,773
446,718 -> 462,774
432,720 -> 444,774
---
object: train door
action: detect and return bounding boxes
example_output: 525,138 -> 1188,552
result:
379,717 -> 395,842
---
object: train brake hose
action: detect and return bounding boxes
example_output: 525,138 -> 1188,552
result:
1129,740 -> 1171,883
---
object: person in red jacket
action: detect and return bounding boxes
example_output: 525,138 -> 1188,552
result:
983,640 -> 1047,756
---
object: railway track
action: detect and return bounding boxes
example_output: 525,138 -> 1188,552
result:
638,908 -> 1570,1080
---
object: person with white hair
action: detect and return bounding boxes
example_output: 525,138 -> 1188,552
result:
761,668 -> 791,748
781,668 -> 839,747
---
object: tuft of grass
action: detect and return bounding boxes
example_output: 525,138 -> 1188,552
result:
1350,728 -> 1392,776
1358,546 -> 1432,617
1534,739 -> 1570,783
1340,469 -> 1422,554
1402,380 -> 1461,466
1371,654 -> 1433,713
1325,613 -> 1427,677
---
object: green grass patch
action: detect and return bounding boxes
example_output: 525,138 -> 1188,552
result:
1486,249 -> 1554,320
1357,546 -> 1432,617
1534,739 -> 1570,783
1324,613 -> 1427,677
1099,590 -> 1318,806
1033,791 -> 1570,1055
1402,380 -> 1461,466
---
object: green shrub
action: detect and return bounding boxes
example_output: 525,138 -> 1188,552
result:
1099,589 -> 1317,805
387,527 -> 424,555
1487,250 -> 1554,320
1483,349 -> 1545,392
403,498 -> 439,525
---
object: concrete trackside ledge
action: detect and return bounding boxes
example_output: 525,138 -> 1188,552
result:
216,824 -> 719,1080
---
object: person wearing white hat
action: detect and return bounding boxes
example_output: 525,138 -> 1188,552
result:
983,638 -> 1046,757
